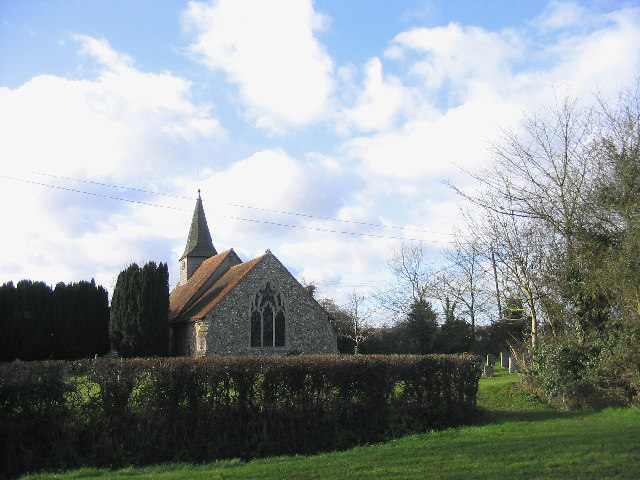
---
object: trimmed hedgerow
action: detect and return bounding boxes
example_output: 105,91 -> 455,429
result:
0,354 -> 480,478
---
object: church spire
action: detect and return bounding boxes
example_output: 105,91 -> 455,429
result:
179,191 -> 217,284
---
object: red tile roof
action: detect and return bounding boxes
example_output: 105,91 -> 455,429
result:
187,254 -> 265,320
169,249 -> 241,321
170,252 -> 266,323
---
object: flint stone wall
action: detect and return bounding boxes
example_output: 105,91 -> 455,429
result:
175,252 -> 338,357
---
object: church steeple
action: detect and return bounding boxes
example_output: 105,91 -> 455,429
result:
179,190 -> 217,285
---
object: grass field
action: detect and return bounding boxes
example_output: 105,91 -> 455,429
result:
20,364 -> 640,479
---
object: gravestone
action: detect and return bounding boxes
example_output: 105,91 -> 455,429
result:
484,365 -> 494,377
486,354 -> 495,366
500,352 -> 509,368
479,357 -> 486,371
509,356 -> 519,374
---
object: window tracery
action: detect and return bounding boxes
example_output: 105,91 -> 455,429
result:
250,282 -> 286,347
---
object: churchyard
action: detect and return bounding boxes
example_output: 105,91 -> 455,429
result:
13,358 -> 640,480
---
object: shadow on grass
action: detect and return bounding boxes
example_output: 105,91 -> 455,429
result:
476,406 -> 588,425
474,367 -> 592,425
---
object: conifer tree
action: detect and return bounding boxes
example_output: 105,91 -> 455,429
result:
109,261 -> 169,357
0,282 -> 17,361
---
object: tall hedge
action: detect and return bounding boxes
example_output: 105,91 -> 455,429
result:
109,262 -> 169,357
0,354 -> 480,478
0,279 -> 109,361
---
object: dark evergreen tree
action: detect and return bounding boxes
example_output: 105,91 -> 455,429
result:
52,280 -> 110,359
0,282 -> 17,361
436,299 -> 473,353
109,261 -> 169,357
396,299 -> 438,354
13,280 -> 53,360
0,278 -> 110,360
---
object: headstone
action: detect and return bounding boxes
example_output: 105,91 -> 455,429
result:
479,358 -> 486,371
486,354 -> 495,366
500,352 -> 509,368
509,356 -> 519,374
484,365 -> 494,377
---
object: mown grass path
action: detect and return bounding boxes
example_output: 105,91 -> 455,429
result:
21,364 -> 640,479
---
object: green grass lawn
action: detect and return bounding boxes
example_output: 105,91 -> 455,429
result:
20,364 -> 640,480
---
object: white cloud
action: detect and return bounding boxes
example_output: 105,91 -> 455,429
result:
209,148 -> 310,211
533,1 -> 590,33
387,23 -> 523,103
182,0 -> 334,131
176,147 -> 352,244
339,57 -> 409,133
73,33 -> 133,70
279,235 -> 392,305
531,7 -> 640,102
342,94 -> 520,185
340,4 -> 640,189
0,35 -> 223,179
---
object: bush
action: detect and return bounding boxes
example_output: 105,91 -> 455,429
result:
523,333 -> 640,409
0,354 -> 480,478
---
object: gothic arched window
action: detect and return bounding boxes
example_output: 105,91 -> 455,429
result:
250,282 -> 286,348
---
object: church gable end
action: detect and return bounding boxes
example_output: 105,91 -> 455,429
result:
200,252 -> 337,356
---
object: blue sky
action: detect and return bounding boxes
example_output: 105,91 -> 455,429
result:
1,0 -> 639,318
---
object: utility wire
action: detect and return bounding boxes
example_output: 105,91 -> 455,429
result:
0,174 -> 446,243
27,170 -> 452,236
30,171 -> 194,200
0,175 -> 185,211
214,213 -> 433,242
227,203 -> 441,234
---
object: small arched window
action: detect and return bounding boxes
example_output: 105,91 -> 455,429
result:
250,282 -> 286,347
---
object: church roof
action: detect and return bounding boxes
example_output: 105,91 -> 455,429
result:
169,249 -> 241,321
171,253 -> 266,323
180,191 -> 217,260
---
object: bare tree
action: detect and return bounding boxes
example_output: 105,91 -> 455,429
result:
449,94 -> 599,346
376,240 -> 434,318
437,232 -> 493,336
344,290 -> 374,354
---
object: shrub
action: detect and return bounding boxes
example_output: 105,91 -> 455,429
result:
523,333 -> 640,409
0,354 -> 480,478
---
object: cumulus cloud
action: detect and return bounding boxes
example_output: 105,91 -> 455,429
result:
531,7 -> 640,101
341,4 -> 640,187
339,57 -> 410,133
0,35 -> 223,179
175,148 -> 351,244
532,1 -> 591,33
386,23 -> 523,106
182,0 -> 334,131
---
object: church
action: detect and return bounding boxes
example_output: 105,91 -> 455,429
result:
169,192 -> 338,356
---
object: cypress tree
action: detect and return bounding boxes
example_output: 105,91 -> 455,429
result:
0,282 -> 17,361
53,280 -> 110,359
109,261 -> 169,357
14,280 -> 53,360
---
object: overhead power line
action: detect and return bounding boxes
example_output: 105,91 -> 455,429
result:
227,203 -> 440,235
27,170 -> 452,236
30,171 -> 195,200
212,214 -> 432,242
0,175 -> 185,211
0,173 -> 449,243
